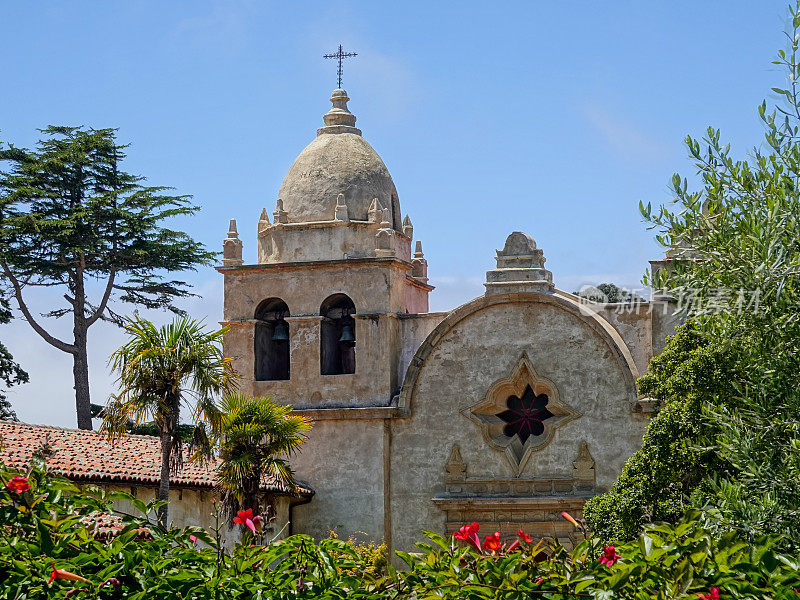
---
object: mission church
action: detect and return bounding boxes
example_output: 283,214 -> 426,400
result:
0,64 -> 680,551
217,82 -> 679,552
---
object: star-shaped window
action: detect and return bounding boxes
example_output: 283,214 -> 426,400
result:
462,353 -> 581,474
497,385 -> 553,443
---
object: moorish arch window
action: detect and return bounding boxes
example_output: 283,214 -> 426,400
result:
463,353 -> 581,475
254,298 -> 290,381
320,294 -> 356,375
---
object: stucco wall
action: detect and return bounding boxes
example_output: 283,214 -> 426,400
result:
258,222 -> 412,264
290,419 -> 385,541
397,312 -> 448,387
595,304 -> 653,377
389,296 -> 650,552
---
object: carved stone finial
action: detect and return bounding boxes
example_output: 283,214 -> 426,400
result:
402,215 -> 413,239
445,444 -> 467,483
334,193 -> 349,222
380,207 -> 392,229
258,208 -> 271,234
368,198 -> 382,223
222,218 -> 243,266
375,209 -> 395,257
273,198 -> 288,224
484,231 -> 554,296
411,240 -> 428,283
318,88 -> 362,136
573,441 -> 596,490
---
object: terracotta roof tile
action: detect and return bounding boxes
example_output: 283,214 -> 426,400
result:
0,421 -> 311,496
82,511 -> 151,540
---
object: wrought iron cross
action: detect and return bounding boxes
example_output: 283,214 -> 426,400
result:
324,44 -> 357,89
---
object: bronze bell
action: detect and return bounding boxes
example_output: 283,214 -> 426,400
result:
271,319 -> 289,342
338,321 -> 355,346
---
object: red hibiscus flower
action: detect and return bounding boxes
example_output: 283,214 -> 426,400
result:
233,509 -> 262,534
698,588 -> 720,600
482,531 -> 503,553
6,475 -> 31,494
453,522 -> 481,551
598,545 -> 622,566
48,562 -> 91,585
506,528 -> 533,552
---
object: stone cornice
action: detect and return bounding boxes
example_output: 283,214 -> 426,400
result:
260,218 -> 411,241
289,406 -> 400,420
432,495 -> 593,509
405,274 -> 435,292
216,256 -> 413,274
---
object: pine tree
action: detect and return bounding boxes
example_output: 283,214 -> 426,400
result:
0,127 -> 214,429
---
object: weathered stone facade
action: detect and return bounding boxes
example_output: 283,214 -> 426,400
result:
218,89 -> 678,556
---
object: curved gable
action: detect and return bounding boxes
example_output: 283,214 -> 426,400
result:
398,291 -> 640,415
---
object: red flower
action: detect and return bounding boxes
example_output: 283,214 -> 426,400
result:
6,475 -> 31,494
516,529 -> 533,543
482,531 -> 503,553
189,534 -> 198,547
233,509 -> 262,534
698,588 -> 720,600
453,522 -> 481,551
598,545 -> 622,567
48,562 -> 91,585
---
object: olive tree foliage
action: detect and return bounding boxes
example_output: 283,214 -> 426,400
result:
0,127 -> 214,429
586,6 -> 800,549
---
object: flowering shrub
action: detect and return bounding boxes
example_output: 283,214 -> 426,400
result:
1,461 -> 799,599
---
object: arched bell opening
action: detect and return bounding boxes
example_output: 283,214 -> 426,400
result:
320,294 -> 356,375
254,298 -> 290,381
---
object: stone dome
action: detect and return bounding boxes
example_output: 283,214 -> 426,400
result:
276,89 -> 402,230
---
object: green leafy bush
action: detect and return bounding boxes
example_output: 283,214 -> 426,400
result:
587,1 -> 800,549
2,462 -> 799,599
584,319 -> 737,540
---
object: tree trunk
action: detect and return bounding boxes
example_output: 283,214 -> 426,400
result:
72,341 -> 92,430
72,263 -> 93,430
158,429 -> 172,529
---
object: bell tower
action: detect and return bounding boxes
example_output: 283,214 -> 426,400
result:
218,88 -> 433,409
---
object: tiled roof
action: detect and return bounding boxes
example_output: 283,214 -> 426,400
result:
0,421 -> 311,496
82,511 -> 152,540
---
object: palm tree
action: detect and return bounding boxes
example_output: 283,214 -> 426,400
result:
212,392 -> 310,517
102,315 -> 236,527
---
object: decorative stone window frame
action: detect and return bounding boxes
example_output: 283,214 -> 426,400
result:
462,353 -> 580,475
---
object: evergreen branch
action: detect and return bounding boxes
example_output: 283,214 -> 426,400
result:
86,268 -> 116,327
0,260 -> 76,354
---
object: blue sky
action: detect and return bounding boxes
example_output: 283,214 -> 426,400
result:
1,1 -> 792,426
